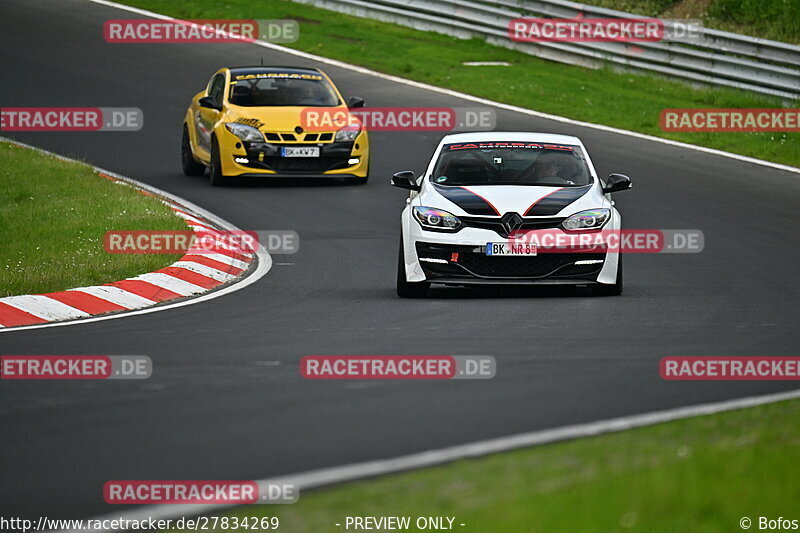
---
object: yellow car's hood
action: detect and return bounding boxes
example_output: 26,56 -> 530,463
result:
225,105 -> 348,134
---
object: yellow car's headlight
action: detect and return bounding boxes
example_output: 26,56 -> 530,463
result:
335,123 -> 361,142
225,123 -> 264,143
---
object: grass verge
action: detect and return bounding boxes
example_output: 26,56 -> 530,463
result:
577,0 -> 800,44
0,142 -> 185,296
212,397 -> 800,532
119,0 -> 799,167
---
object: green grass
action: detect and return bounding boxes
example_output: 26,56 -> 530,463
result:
118,0 -> 799,167
578,0 -> 800,44
0,142 -> 185,296
204,397 -> 800,532
578,0 -> 678,17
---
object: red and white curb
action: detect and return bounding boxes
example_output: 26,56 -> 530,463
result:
0,138 -> 271,331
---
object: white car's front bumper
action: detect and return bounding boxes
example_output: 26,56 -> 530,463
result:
400,206 -> 621,285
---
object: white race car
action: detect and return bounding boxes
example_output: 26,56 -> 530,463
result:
392,132 -> 632,297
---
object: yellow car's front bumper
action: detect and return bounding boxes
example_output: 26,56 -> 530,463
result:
218,128 -> 369,178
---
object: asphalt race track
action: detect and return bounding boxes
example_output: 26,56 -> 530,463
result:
1,0 -> 799,520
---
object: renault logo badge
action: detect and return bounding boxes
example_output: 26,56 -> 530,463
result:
500,212 -> 523,236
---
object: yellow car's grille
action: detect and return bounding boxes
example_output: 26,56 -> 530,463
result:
263,132 -> 335,143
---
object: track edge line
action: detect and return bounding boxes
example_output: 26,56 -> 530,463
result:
63,387 -> 800,532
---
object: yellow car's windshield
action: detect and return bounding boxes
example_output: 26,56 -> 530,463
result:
229,77 -> 340,107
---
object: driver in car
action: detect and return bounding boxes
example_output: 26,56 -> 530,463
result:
530,153 -> 562,180
296,82 -> 324,106
527,152 -> 579,185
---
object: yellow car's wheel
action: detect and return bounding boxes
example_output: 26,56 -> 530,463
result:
181,126 -> 205,177
209,136 -> 228,187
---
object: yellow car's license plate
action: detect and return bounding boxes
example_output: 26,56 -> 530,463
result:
281,146 -> 320,157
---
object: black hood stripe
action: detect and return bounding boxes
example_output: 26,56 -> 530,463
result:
433,184 -> 500,216
524,185 -> 592,216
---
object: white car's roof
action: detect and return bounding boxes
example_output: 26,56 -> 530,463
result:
439,132 -> 582,145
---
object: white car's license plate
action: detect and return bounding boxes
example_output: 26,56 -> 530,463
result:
281,146 -> 320,158
486,242 -> 537,256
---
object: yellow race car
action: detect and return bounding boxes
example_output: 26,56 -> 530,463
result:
182,66 -> 369,186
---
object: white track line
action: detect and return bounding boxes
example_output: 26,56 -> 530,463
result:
0,136 -> 272,334
64,387 -> 800,532
86,0 -> 800,176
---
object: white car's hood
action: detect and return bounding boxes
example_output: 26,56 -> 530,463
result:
418,182 -> 603,217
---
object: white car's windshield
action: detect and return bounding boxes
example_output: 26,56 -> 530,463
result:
431,142 -> 592,186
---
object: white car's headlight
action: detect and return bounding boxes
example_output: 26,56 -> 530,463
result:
561,208 -> 610,231
335,123 -> 361,142
225,122 -> 264,142
413,207 -> 461,232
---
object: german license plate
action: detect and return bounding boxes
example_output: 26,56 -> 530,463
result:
485,242 -> 537,256
280,146 -> 319,157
